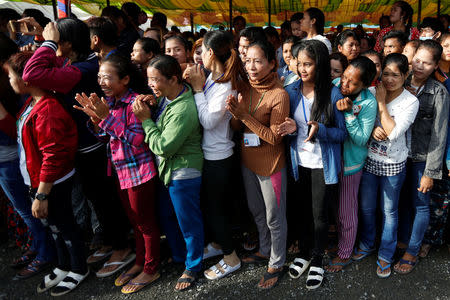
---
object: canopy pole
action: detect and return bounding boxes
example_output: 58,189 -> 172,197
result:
417,0 -> 422,26
190,13 -> 194,33
106,0 -> 110,7
51,0 -> 57,20
285,9 -> 287,21
229,0 -> 232,32
268,0 -> 271,27
437,0 -> 441,17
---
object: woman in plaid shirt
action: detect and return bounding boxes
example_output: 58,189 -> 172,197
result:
75,54 -> 160,295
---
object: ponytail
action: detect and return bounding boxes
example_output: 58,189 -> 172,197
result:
204,30 -> 249,92
217,48 -> 249,91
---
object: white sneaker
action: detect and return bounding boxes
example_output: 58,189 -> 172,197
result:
203,243 -> 223,260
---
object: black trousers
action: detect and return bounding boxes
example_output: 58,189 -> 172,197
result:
294,166 -> 336,265
201,156 -> 235,255
33,178 -> 87,274
76,145 -> 130,250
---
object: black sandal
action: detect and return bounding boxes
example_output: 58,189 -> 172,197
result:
174,270 -> 198,292
257,269 -> 284,290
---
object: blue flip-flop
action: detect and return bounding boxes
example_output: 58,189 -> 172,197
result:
352,248 -> 374,261
325,259 -> 352,273
376,260 -> 391,278
394,258 -> 417,275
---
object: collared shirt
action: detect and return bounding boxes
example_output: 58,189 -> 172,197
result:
98,89 -> 157,189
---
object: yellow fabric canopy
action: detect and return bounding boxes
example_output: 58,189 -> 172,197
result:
7,0 -> 449,27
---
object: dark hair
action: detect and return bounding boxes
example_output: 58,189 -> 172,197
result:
419,17 -> 444,34
305,7 -> 325,35
0,32 -> 18,63
137,37 -> 161,56
101,6 -> 132,29
171,25 -> 181,33
290,12 -> 303,23
282,35 -> 300,46
22,9 -> 51,28
121,2 -> 142,27
297,40 -> 334,126
248,39 -> 277,72
164,35 -> 189,52
291,41 -> 302,58
0,8 -> 20,23
56,18 -> 91,61
383,30 -> 408,46
87,17 -> 118,47
144,27 -> 162,44
394,1 -> 413,36
335,29 -> 360,48
379,15 -> 390,25
203,30 -> 249,90
330,52 -> 349,72
264,26 -> 280,42
102,54 -> 149,94
148,55 -> 182,83
240,27 -> 267,43
151,12 -> 167,29
417,40 -> 443,64
382,53 -> 409,75
5,51 -> 33,77
233,16 -> 246,26
361,49 -> 382,63
349,56 -> 377,87
280,21 -> 291,32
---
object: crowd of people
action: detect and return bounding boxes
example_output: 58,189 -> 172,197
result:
0,0 -> 449,296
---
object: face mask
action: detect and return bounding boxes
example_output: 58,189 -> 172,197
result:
419,33 -> 437,41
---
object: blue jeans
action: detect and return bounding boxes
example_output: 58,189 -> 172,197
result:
168,177 -> 204,272
157,181 -> 186,263
398,161 -> 430,256
358,168 -> 406,263
0,159 -> 55,262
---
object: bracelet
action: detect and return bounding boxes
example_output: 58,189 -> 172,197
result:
193,90 -> 203,94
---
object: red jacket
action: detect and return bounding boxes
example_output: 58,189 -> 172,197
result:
18,95 -> 78,188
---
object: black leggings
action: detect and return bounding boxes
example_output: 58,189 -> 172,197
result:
294,166 -> 336,266
201,156 -> 235,255
33,178 -> 87,274
76,146 -> 130,250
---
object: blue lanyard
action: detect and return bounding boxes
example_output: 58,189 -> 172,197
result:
105,49 -> 117,59
156,86 -> 186,121
299,83 -> 309,123
203,73 -> 224,94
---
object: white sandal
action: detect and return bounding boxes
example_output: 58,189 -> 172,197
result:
96,253 -> 136,278
288,258 -> 310,279
306,266 -> 324,290
203,243 -> 224,260
50,270 -> 90,297
37,268 -> 69,293
204,259 -> 241,280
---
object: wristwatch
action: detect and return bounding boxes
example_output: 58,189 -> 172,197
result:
35,193 -> 48,201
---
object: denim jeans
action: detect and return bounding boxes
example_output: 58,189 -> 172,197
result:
0,159 -> 55,262
358,168 -> 406,263
398,161 -> 430,256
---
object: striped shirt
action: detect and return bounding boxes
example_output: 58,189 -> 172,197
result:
97,89 -> 157,189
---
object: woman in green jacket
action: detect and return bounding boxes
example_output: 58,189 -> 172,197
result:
132,55 -> 204,292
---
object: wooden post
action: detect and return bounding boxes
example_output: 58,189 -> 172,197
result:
106,0 -> 110,7
268,0 -> 271,27
51,0 -> 57,20
417,0 -> 422,26
229,0 -> 233,32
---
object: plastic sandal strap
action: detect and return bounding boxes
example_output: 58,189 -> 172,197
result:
376,260 -> 391,271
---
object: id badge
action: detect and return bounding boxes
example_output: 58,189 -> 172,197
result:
300,141 -> 315,152
244,133 -> 260,147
